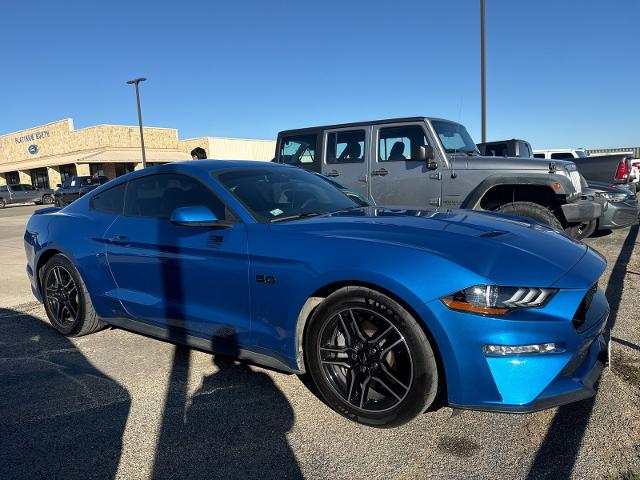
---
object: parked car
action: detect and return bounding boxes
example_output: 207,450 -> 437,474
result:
533,149 -> 636,189
0,183 -> 54,208
274,117 -> 601,239
584,181 -> 639,232
25,161 -> 609,427
477,139 -> 533,158
54,175 -> 109,207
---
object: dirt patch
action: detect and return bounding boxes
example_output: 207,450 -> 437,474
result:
437,435 -> 481,458
611,350 -> 640,389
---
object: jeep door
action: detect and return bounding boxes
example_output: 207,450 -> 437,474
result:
369,122 -> 441,207
321,127 -> 370,197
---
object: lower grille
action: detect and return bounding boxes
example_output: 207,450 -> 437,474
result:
573,283 -> 597,330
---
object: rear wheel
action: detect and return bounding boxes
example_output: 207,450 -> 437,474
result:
496,201 -> 563,231
55,197 -> 65,208
305,287 -> 438,428
0,198 -> 5,209
41,194 -> 53,205
42,254 -> 105,336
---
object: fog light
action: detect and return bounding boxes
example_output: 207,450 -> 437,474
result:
483,343 -> 562,356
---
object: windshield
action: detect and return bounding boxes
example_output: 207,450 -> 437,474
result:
215,167 -> 366,223
575,150 -> 588,158
431,120 -> 479,154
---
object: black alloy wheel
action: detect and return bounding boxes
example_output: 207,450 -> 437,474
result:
42,254 -> 104,336
306,287 -> 439,428
45,265 -> 79,330
42,195 -> 53,204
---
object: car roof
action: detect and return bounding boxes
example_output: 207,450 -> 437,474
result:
276,117 -> 458,136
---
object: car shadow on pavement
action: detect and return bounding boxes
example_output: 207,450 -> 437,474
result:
525,224 -> 639,480
150,341 -> 303,480
0,307 -> 131,480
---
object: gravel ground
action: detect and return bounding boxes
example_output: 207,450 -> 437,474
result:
0,206 -> 638,480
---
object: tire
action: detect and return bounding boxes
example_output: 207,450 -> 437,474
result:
566,219 -> 597,240
304,286 -> 438,428
0,198 -> 5,209
41,194 -> 53,205
41,254 -> 105,337
495,201 -> 563,230
55,197 -> 65,208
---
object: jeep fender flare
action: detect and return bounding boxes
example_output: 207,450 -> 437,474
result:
460,173 -> 574,210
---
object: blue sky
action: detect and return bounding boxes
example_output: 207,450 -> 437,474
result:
1,0 -> 638,149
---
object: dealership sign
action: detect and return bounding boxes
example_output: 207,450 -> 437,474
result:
28,144 -> 39,154
15,130 -> 50,144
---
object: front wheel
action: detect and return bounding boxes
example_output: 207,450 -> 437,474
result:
305,287 -> 439,428
0,198 -> 5,209
566,219 -> 597,240
42,254 -> 105,336
495,201 -> 563,231
55,197 -> 65,208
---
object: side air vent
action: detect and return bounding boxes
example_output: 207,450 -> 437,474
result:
207,234 -> 224,249
572,283 -> 597,330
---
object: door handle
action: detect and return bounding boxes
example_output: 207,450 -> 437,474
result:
106,235 -> 130,246
371,168 -> 389,177
325,169 -> 340,177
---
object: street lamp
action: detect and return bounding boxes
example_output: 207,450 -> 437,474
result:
480,0 -> 486,143
126,77 -> 147,168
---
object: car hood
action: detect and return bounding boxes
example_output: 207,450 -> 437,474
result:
273,207 -> 588,287
454,154 -> 575,171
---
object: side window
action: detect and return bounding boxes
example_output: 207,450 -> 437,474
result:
91,183 -> 126,214
0,186 -> 7,193
124,174 -> 233,222
533,153 -> 545,158
551,152 -> 574,160
24,185 -> 36,191
11,185 -> 24,192
518,142 -> 532,158
486,144 -> 507,157
379,125 -> 429,161
326,130 -> 366,164
279,134 -> 317,165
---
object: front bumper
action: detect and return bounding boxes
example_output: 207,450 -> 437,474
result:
561,199 -> 602,224
598,200 -> 639,230
419,285 -> 609,413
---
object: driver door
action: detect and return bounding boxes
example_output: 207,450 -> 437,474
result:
104,173 -> 251,345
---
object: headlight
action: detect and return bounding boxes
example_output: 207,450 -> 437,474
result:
441,285 -> 557,315
595,191 -> 628,202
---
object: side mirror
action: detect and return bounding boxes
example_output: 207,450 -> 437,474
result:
416,145 -> 438,170
170,206 -> 223,227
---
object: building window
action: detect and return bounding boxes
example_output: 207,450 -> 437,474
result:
5,171 -> 19,185
114,163 -> 135,177
31,168 -> 50,189
59,164 -> 77,183
90,164 -> 105,177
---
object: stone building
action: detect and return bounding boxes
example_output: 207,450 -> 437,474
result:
0,119 -> 275,188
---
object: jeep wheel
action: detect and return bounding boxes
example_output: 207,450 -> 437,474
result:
305,286 -> 439,428
496,201 -> 563,231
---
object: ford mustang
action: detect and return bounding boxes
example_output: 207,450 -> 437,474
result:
24,161 -> 609,427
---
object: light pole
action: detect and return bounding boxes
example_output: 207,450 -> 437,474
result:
127,77 -> 147,168
480,0 -> 486,143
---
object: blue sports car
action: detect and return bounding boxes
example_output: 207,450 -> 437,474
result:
24,161 -> 609,427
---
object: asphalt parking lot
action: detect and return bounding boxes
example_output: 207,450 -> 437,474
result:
1,204 -> 639,480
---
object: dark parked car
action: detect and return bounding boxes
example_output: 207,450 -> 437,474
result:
54,175 -> 109,206
477,139 -> 533,158
0,183 -> 54,208
585,181 -> 639,232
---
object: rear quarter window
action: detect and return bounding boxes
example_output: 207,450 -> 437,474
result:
91,183 -> 126,214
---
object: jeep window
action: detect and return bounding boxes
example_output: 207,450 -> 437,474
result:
518,142 -> 532,158
279,134 -> 317,165
431,120 -> 479,154
379,126 -> 429,162
326,130 -> 366,164
551,152 -> 574,160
